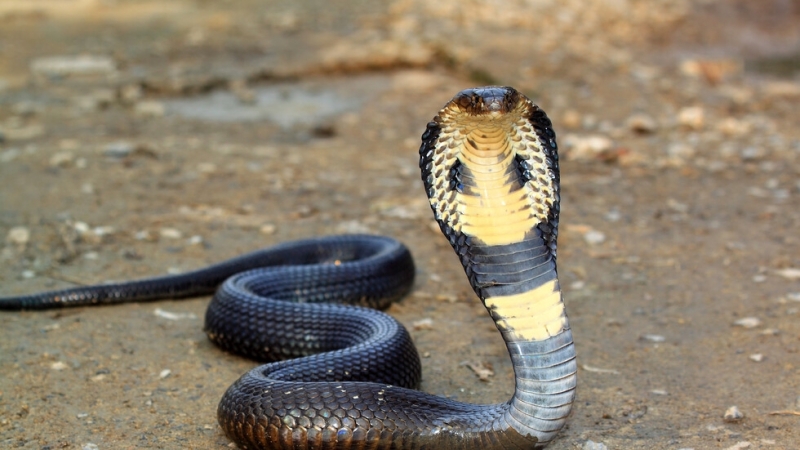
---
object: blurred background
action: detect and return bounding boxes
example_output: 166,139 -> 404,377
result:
1,1 -> 799,449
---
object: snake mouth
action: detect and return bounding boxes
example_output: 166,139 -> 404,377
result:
451,86 -> 522,116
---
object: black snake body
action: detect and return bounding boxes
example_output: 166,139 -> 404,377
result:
0,86 -> 576,449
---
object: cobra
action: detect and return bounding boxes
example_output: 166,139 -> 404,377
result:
0,86 -> 576,449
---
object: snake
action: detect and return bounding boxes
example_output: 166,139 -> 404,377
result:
0,86 -> 576,449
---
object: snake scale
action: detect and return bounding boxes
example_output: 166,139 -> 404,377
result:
0,86 -> 576,449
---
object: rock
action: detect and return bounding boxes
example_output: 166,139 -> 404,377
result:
667,143 -> 695,159
733,317 -> 761,328
775,268 -> 800,280
135,100 -> 166,118
583,440 -> 608,450
30,55 -> 116,78
723,405 -> 744,423
678,106 -> 704,130
120,84 -> 143,104
640,334 -> 666,343
412,318 -> 434,330
626,113 -> 657,133
748,354 -> 763,362
562,134 -> 613,161
679,58 -> 742,84
159,228 -> 183,239
740,146 -> 766,161
49,151 -> 74,167
260,224 -> 277,235
762,81 -> 800,98
561,110 -> 582,129
0,148 -> 20,163
7,226 -> 30,246
583,230 -> 606,245
716,117 -> 752,137
0,123 -> 45,141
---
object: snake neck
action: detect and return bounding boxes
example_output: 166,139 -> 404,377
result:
419,87 -> 575,445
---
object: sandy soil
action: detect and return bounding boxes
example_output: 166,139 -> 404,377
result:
1,1 -> 799,449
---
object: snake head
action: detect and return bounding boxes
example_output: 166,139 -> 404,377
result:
452,86 -> 521,116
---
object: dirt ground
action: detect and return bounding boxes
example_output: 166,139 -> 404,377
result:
1,1 -> 799,449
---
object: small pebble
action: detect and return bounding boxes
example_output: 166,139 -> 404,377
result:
651,389 -> 668,395
640,334 -> 666,343
0,148 -> 20,163
786,292 -> 800,302
748,354 -> 763,362
561,110 -> 581,129
30,55 -> 115,77
723,405 -> 744,422
604,208 -> 621,222
260,224 -> 278,235
583,440 -> 608,450
677,106 -> 705,130
724,442 -> 750,450
104,141 -> 135,158
49,151 -> 74,167
412,318 -> 434,330
740,146 -> 766,161
188,235 -> 203,245
775,268 -> 800,280
160,228 -> 183,239
7,226 -> 30,245
22,270 -> 35,279
733,317 -> 761,328
135,100 -> 166,118
51,361 -> 68,370
159,369 -> 171,379
197,162 -> 217,173
666,143 -> 695,160
82,443 -> 100,450
563,134 -> 613,161
583,230 -> 606,245
626,113 -> 657,133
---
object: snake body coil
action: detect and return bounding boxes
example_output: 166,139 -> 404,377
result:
0,86 -> 576,449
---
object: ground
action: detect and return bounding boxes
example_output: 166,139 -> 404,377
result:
1,1 -> 799,449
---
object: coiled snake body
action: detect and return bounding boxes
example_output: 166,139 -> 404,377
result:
0,87 -> 576,449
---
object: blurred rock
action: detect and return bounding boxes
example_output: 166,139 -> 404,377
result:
626,113 -> 657,133
30,55 -> 116,78
561,110 -> 581,129
49,151 -> 74,167
0,122 -> 44,141
562,134 -> 613,161
723,405 -> 744,422
135,101 -> 166,118
104,141 -> 136,158
120,84 -> 144,104
762,81 -> 800,98
7,226 -> 30,246
679,58 -> 742,84
677,106 -> 704,130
